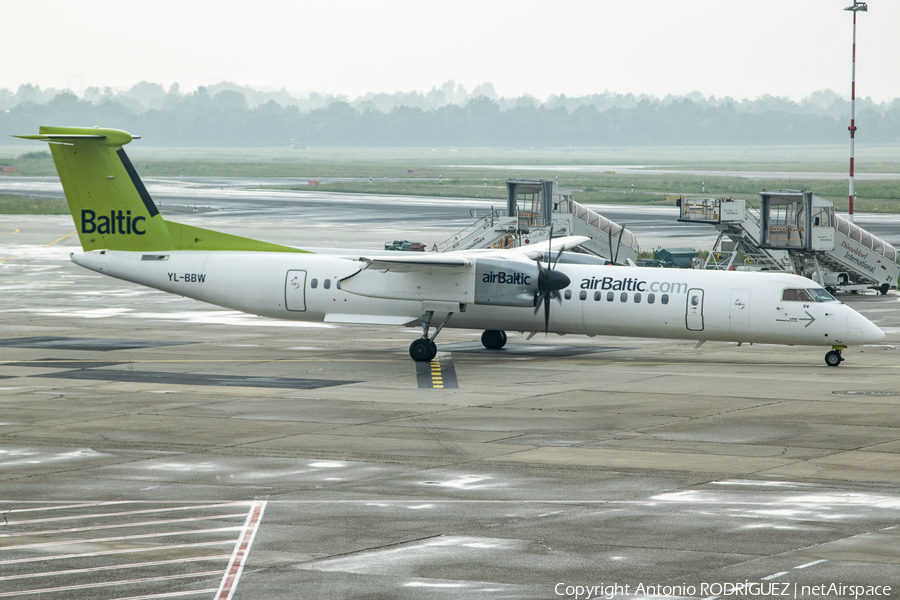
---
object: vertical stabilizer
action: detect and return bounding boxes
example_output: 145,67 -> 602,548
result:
14,126 -> 309,254
18,127 -> 174,251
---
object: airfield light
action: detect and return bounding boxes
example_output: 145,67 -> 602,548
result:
844,0 -> 867,222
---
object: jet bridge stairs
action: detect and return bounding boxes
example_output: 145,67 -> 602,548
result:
678,197 -> 792,272
679,192 -> 899,294
438,179 -> 639,263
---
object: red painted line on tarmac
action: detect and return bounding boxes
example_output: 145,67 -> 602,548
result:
0,512 -> 248,538
0,554 -> 231,581
0,570 -> 225,598
5,502 -> 251,526
0,526 -> 242,551
0,541 -> 233,566
215,501 -> 266,600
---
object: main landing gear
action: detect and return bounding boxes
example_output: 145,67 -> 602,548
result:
825,346 -> 845,367
481,329 -> 507,350
409,310 -> 453,362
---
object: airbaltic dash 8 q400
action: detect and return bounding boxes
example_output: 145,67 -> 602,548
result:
18,126 -> 885,366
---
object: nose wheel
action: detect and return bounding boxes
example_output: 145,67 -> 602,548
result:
409,309 -> 453,362
825,349 -> 844,367
409,338 -> 438,362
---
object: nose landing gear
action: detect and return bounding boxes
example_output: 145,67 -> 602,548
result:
409,310 -> 453,362
825,346 -> 845,367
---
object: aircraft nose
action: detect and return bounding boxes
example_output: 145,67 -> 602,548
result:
846,308 -> 885,344
863,318 -> 886,344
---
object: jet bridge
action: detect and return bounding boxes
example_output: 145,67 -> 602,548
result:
759,190 -> 899,294
439,179 -> 640,263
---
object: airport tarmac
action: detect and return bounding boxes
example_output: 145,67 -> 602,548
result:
2,213 -> 900,599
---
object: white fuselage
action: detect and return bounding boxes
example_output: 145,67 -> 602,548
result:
71,249 -> 885,347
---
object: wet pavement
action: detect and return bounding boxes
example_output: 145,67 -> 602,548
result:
2,215 -> 900,599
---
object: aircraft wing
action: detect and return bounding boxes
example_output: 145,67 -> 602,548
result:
358,254 -> 473,273
458,235 -> 592,260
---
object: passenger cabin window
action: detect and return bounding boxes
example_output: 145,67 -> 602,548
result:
579,290 -> 587,301
310,279 -> 318,289
594,291 -> 601,301
634,293 -> 641,303
782,288 -> 812,302
607,292 -> 614,302
323,279 -> 331,289
661,294 -> 669,304
564,290 -> 572,300
620,292 -> 628,303
648,293 -> 655,304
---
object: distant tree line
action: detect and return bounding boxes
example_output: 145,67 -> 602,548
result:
2,81 -> 899,146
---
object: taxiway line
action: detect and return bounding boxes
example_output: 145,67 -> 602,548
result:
0,230 -> 75,263
1,501 -> 133,515
4,502 -> 253,525
0,541 -> 235,566
0,526 -> 243,551
0,554 -> 231,582
0,570 -> 226,598
0,512 -> 249,538
110,590 -> 219,600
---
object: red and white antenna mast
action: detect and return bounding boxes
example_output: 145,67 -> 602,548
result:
845,0 -> 867,222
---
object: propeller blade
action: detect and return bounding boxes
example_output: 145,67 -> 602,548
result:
533,289 -> 547,313
544,292 -> 551,333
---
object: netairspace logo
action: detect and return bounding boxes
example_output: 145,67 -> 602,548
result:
554,581 -> 892,600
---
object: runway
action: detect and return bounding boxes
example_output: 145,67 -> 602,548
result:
6,175 -> 900,252
2,210 -> 900,598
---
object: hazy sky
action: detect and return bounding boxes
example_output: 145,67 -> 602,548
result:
7,0 -> 900,102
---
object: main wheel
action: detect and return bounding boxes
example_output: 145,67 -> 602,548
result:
409,338 -> 437,362
481,329 -> 507,350
825,350 -> 843,367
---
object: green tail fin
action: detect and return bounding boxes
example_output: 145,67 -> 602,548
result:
15,126 -> 307,254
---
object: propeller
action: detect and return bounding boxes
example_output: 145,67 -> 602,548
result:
533,223 -> 571,333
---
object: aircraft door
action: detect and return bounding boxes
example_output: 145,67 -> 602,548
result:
729,289 -> 751,333
285,270 -> 307,312
685,288 -> 704,331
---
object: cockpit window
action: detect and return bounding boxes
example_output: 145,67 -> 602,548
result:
782,288 -> 813,302
808,288 -> 837,302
